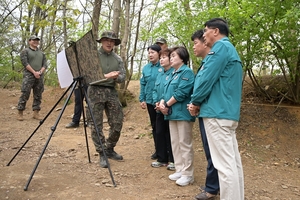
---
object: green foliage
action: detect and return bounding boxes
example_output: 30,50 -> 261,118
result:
222,0 -> 300,102
1,0 -> 300,103
0,68 -> 22,88
152,0 -> 300,103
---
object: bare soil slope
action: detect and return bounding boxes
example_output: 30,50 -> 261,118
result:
0,80 -> 299,200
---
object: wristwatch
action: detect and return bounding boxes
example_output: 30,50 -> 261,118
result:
164,102 -> 171,108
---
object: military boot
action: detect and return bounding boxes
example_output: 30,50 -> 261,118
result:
105,148 -> 123,160
33,110 -> 41,120
99,153 -> 108,168
17,110 -> 23,121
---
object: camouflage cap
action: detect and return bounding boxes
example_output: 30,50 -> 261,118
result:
155,38 -> 167,44
29,35 -> 40,41
96,30 -> 121,46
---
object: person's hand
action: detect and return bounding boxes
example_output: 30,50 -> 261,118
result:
34,71 -> 41,79
154,102 -> 160,111
159,102 -> 169,115
105,71 -> 120,79
140,101 -> 147,109
160,107 -> 169,115
187,104 -> 200,116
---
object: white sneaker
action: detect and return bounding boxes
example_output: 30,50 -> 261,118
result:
176,176 -> 194,186
169,172 -> 181,181
167,162 -> 175,171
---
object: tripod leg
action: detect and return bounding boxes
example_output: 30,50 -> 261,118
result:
7,80 -> 77,166
84,90 -> 117,187
78,82 -> 91,163
24,80 -> 78,191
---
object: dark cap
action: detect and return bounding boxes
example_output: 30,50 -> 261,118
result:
96,30 -> 121,46
147,44 -> 161,53
29,35 -> 40,41
155,38 -> 167,44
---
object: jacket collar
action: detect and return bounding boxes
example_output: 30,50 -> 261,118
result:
99,47 -> 112,55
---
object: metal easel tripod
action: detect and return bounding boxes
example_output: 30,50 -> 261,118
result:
6,76 -> 116,191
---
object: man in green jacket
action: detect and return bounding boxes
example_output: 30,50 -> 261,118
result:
189,18 -> 244,200
189,29 -> 219,200
88,30 -> 126,168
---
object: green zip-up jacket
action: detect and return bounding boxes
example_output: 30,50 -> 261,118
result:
139,62 -> 164,104
94,47 -> 126,87
162,64 -> 195,122
191,37 -> 243,121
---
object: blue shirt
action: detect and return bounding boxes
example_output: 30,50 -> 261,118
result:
139,62 -> 163,104
191,37 -> 243,121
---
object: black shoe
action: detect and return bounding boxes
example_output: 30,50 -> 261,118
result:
151,152 -> 158,160
65,122 -> 79,128
99,153 -> 108,168
105,148 -> 123,160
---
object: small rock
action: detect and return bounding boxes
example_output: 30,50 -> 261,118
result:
102,179 -> 109,184
127,126 -> 135,131
105,183 -> 114,187
281,185 -> 288,189
260,197 -> 271,200
265,85 -> 269,90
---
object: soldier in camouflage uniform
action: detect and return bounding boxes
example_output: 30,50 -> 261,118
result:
88,30 -> 126,168
17,35 -> 48,121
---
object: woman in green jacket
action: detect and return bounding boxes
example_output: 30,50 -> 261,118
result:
159,46 -> 195,186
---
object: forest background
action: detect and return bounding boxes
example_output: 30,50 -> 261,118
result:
0,1 -> 300,199
1,0 -> 300,105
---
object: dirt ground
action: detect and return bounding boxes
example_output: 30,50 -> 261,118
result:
0,80 -> 299,200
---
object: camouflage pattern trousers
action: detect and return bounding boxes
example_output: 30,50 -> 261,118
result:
17,70 -> 44,111
87,86 -> 123,153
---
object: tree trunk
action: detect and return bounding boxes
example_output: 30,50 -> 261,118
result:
63,0 -> 68,48
112,0 -> 121,40
111,0 -> 126,106
92,0 -> 102,39
118,0 -> 131,106
127,0 -> 143,89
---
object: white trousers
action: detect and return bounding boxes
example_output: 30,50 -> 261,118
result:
169,120 -> 194,176
203,118 -> 244,200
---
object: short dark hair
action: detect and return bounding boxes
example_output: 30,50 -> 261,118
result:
159,48 -> 171,58
147,44 -> 161,53
204,18 -> 229,37
191,29 -> 204,42
170,46 -> 189,65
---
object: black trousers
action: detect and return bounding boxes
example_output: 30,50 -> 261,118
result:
72,86 -> 87,124
155,113 -> 174,163
146,104 -> 157,152
199,117 -> 220,194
